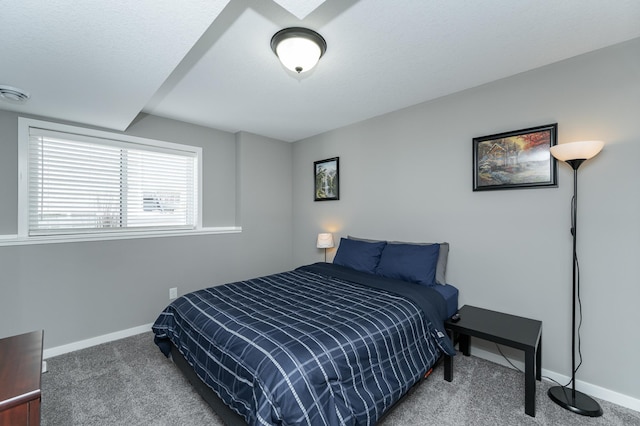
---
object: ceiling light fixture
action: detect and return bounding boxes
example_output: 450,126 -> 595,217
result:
0,85 -> 30,103
271,27 -> 327,74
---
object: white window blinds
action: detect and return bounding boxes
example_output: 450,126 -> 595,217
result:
26,127 -> 198,236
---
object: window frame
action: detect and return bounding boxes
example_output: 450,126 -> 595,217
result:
16,117 -> 215,243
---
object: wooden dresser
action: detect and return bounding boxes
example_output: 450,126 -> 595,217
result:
0,330 -> 43,426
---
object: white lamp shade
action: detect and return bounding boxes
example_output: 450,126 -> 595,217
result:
316,233 -> 334,248
550,140 -> 604,162
276,37 -> 322,73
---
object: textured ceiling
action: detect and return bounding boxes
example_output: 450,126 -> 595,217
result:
0,0 -> 230,131
1,0 -> 639,142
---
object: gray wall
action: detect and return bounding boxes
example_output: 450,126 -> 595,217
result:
292,38 -> 640,400
0,112 -> 294,349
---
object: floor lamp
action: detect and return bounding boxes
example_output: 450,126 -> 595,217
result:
316,233 -> 334,262
548,140 -> 604,417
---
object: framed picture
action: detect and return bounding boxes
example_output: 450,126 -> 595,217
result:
473,123 -> 558,191
314,157 -> 339,201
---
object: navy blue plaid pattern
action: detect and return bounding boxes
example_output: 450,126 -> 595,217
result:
153,265 -> 446,425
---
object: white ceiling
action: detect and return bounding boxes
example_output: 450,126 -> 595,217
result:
2,0 -> 639,142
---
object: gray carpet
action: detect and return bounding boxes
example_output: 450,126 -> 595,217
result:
41,333 -> 640,425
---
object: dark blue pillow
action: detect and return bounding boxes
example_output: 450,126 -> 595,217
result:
375,243 -> 440,286
333,238 -> 387,274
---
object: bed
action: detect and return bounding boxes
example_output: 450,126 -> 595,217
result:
152,238 -> 457,426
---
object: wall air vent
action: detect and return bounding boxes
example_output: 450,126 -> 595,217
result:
0,85 -> 30,103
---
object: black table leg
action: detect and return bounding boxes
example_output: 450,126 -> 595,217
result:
525,347 -> 535,417
459,334 -> 470,356
444,355 -> 453,382
536,333 -> 542,381
444,328 -> 453,382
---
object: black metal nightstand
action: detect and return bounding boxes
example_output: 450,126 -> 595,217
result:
444,305 -> 542,417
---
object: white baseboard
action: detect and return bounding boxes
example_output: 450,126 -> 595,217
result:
43,323 -> 153,359
470,347 -> 640,413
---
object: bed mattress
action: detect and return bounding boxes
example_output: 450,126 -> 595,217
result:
432,283 -> 459,318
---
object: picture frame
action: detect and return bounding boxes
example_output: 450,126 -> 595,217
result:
314,157 -> 339,201
473,123 -> 558,191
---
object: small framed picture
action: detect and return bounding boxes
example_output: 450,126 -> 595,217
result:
473,123 -> 558,191
314,157 -> 339,201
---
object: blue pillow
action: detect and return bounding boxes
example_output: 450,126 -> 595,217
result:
349,236 -> 449,285
333,238 -> 387,274
375,243 -> 440,286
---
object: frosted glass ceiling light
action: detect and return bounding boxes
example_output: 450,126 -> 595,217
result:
271,27 -> 327,74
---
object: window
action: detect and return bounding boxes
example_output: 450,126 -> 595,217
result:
19,118 -> 201,238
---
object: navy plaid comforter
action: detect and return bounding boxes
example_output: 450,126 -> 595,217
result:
152,263 -> 454,426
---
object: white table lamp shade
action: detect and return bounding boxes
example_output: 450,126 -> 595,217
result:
316,233 -> 334,248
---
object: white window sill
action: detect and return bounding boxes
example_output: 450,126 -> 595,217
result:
0,227 -> 242,247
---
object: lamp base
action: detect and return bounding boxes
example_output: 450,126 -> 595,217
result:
548,386 -> 603,417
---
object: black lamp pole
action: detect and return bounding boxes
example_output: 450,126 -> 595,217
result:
547,159 -> 603,417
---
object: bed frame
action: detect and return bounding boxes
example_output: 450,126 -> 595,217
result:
170,343 -> 440,425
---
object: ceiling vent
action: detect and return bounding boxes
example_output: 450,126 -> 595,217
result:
0,85 -> 30,103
